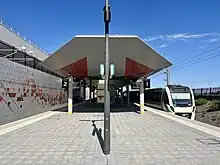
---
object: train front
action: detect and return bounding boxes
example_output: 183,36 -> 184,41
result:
166,85 -> 196,119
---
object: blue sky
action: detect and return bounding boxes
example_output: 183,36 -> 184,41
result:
1,0 -> 220,88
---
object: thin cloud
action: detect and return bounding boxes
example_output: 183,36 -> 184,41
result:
197,45 -> 205,49
208,38 -> 219,42
159,44 -> 168,48
144,33 -> 220,42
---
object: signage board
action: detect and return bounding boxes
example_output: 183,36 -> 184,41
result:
131,79 -> 151,89
62,78 -> 69,89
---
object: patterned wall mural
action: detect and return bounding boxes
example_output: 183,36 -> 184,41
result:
0,57 -> 67,125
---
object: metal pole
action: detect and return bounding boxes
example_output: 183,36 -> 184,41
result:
83,79 -> 86,104
168,68 -> 170,85
127,83 -> 130,106
103,0 -> 111,155
89,79 -> 92,101
68,76 -> 73,115
140,77 -> 145,114
166,68 -> 170,85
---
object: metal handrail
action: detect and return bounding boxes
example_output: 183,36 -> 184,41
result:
0,19 -> 49,55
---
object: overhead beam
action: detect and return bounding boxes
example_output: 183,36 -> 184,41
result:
6,57 -> 33,61
0,48 -> 15,52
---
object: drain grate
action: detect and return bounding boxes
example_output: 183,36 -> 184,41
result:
197,138 -> 220,145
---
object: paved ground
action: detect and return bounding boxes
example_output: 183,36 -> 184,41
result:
0,105 -> 220,165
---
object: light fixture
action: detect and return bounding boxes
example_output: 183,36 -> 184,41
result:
29,50 -> 33,55
20,46 -> 26,51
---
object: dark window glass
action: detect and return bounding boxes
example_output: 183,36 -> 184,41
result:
164,92 -> 169,104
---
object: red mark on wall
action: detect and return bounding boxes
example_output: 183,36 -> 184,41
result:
0,96 -> 3,102
8,93 -> 16,98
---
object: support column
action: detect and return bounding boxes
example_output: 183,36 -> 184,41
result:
89,79 -> 92,102
116,86 -> 119,103
93,88 -> 95,99
127,82 -> 130,106
68,76 -> 73,115
140,77 -> 144,114
83,79 -> 86,104
121,80 -> 123,104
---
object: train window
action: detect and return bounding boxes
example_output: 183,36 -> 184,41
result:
155,93 -> 158,102
158,92 -> 161,102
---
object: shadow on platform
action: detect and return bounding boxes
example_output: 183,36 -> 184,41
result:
92,120 -> 104,153
52,101 -> 83,112
52,106 -> 68,112
74,103 -> 140,113
52,101 -> 141,114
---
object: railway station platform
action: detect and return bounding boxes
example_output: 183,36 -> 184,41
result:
0,104 -> 220,165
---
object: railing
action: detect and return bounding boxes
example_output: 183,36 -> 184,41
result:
0,19 -> 49,55
193,87 -> 220,96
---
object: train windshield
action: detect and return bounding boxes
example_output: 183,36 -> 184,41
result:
170,92 -> 192,107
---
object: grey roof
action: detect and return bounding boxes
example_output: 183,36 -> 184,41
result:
41,35 -> 172,77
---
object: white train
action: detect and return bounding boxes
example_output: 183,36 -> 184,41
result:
145,85 -> 196,119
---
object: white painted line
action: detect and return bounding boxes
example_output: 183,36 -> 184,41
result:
134,103 -> 220,138
0,111 -> 58,136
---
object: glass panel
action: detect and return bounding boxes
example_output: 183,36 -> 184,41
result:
171,92 -> 192,107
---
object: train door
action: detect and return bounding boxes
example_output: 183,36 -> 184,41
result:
161,89 -> 165,110
163,91 -> 170,112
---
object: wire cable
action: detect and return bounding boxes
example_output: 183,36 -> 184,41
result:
170,45 -> 220,68
172,52 -> 220,72
150,45 -> 220,78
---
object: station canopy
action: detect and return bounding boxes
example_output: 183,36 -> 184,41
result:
41,35 -> 172,79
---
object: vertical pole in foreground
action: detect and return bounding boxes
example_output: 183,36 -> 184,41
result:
140,77 -> 144,114
68,76 -> 73,115
103,0 -> 111,155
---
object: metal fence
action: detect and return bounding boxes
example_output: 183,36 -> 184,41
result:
193,87 -> 220,96
0,19 -> 49,55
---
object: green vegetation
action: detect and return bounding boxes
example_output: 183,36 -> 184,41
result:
195,98 -> 208,106
195,98 -> 220,111
208,100 -> 220,111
